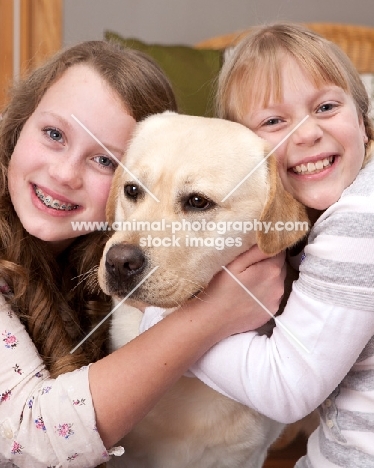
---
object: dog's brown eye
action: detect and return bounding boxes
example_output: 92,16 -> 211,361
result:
124,184 -> 140,200
185,194 -> 214,211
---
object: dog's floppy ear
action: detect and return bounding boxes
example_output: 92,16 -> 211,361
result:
257,153 -> 310,255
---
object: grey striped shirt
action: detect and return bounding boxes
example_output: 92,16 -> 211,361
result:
296,157 -> 374,467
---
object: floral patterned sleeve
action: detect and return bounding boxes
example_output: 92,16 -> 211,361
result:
0,281 -> 116,468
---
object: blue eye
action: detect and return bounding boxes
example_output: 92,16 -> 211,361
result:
95,155 -> 117,170
45,127 -> 63,142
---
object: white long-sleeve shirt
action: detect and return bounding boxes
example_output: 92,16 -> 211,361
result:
141,157 -> 374,467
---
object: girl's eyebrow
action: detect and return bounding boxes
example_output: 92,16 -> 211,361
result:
308,83 -> 344,98
40,111 -> 75,131
39,111 -> 125,156
260,85 -> 342,110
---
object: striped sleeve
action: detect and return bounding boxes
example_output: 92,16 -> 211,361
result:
297,159 -> 374,312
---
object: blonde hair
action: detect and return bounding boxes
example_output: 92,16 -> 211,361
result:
217,23 -> 373,164
0,41 -> 177,379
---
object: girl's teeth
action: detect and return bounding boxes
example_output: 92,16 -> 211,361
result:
34,185 -> 78,211
293,156 -> 334,174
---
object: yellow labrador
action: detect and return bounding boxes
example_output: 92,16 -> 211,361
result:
98,112 -> 309,468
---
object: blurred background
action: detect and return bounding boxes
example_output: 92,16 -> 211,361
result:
63,0 -> 374,46
1,0 -> 374,108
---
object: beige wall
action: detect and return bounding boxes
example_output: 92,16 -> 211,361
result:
63,0 -> 374,46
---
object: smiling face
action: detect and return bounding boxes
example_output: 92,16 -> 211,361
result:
8,64 -> 136,253
242,57 -> 368,211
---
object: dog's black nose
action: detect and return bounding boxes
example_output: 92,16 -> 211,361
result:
105,244 -> 146,279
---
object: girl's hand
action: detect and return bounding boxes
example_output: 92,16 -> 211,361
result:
199,245 -> 286,334
92,246 -> 286,446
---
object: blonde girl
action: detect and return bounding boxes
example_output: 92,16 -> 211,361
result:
141,23 -> 374,467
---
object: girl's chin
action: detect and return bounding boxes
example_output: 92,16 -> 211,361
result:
308,195 -> 340,211
292,187 -> 341,212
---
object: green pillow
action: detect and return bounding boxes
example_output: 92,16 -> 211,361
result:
105,31 -> 222,117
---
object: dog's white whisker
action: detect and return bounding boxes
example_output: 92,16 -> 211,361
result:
85,272 -> 101,295
71,266 -> 97,281
222,266 -> 310,354
71,113 -> 160,203
70,266 -> 99,292
70,265 -> 159,354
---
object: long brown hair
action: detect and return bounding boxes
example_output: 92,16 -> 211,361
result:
216,23 -> 373,164
0,41 -> 177,378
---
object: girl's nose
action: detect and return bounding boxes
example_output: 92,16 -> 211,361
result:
49,157 -> 83,190
291,117 -> 323,146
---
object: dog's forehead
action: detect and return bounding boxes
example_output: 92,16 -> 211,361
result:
125,113 -> 267,174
